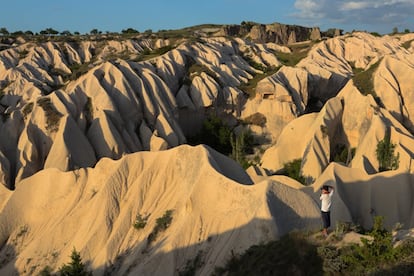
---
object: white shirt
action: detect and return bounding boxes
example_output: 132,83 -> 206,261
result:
320,189 -> 334,212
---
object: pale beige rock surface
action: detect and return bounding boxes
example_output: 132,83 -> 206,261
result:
0,145 -> 320,275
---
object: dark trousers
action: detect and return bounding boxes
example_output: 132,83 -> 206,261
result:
321,211 -> 331,228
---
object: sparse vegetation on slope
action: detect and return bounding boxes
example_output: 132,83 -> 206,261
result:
281,159 -> 306,185
376,130 -> 400,172
188,115 -> 254,168
214,232 -> 323,275
402,39 -> 414,50
37,97 -> 63,132
352,58 -> 382,100
274,42 -> 313,67
147,209 -> 174,245
215,217 -> 414,275
135,45 -> 175,61
133,213 -> 148,230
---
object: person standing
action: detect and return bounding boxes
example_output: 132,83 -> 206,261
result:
320,185 -> 334,237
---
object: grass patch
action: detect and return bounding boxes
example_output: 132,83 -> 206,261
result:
37,97 -> 63,132
135,45 -> 175,61
68,62 -> 92,81
352,58 -> 381,98
274,42 -> 313,67
238,67 -> 279,98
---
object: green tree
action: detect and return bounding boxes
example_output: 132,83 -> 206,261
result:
90,29 -> 100,35
0,27 -> 9,35
11,31 -> 24,36
231,129 -> 254,168
122,28 -> 139,34
392,27 -> 399,34
198,115 -> 233,155
60,30 -> 72,36
40,28 -> 59,36
376,130 -> 399,172
59,248 -> 92,276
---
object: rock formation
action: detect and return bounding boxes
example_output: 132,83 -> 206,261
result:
0,27 -> 414,275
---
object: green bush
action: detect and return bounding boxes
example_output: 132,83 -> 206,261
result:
338,216 -> 403,274
376,131 -> 399,172
188,115 -> 233,155
282,159 -> 306,185
188,115 -> 255,168
133,213 -> 148,230
148,210 -> 174,244
332,144 -> 355,165
215,217 -> 414,275
179,250 -> 204,276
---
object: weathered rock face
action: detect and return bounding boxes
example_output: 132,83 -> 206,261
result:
1,30 -> 414,188
216,22 -> 321,44
0,145 -> 321,275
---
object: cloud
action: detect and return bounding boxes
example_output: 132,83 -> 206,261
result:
292,0 -> 414,32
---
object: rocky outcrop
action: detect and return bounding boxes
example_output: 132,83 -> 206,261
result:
0,145 -> 320,275
216,22 -> 321,44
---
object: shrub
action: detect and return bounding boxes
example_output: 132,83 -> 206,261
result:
339,216 -> 399,274
38,266 -> 52,276
148,210 -> 174,244
37,97 -> 63,132
59,248 -> 92,276
332,144 -> 355,165
376,130 -> 399,172
179,250 -> 204,276
214,232 -> 323,275
242,112 -> 266,127
282,159 -> 306,185
188,115 -> 233,155
68,62 -> 92,81
133,213 -> 148,230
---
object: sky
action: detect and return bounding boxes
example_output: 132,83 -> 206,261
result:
1,0 -> 414,35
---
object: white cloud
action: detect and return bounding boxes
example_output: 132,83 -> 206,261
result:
341,1 -> 370,11
292,0 -> 414,33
